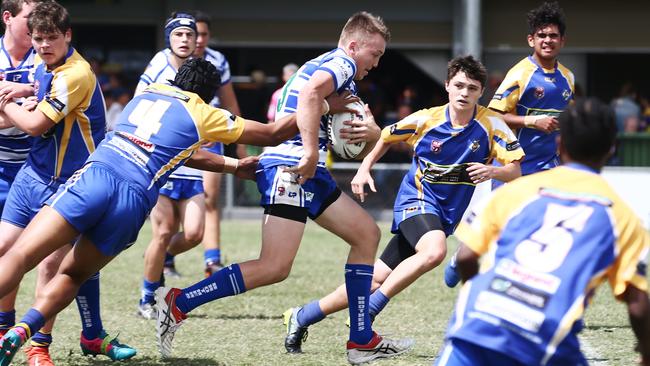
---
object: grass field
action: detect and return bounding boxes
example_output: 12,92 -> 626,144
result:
11,219 -> 640,365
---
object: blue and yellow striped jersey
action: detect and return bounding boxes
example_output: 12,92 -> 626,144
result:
489,56 -> 574,175
385,105 -> 524,234
23,48 -> 105,182
449,164 -> 650,365
89,83 -> 245,194
0,37 -> 36,175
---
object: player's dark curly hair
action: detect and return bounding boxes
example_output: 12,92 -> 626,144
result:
527,1 -> 566,36
171,58 -> 221,103
558,98 -> 616,166
27,1 -> 69,35
446,55 -> 487,88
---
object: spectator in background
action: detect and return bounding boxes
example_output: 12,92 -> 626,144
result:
611,82 -> 641,133
89,57 -> 110,93
105,87 -> 130,132
267,63 -> 298,122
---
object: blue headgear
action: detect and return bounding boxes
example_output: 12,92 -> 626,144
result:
164,12 -> 197,48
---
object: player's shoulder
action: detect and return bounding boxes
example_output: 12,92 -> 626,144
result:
54,50 -> 95,81
204,48 -> 227,63
556,61 -> 575,84
143,50 -> 172,72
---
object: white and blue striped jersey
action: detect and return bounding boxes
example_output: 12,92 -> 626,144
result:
0,37 -> 36,176
203,47 -> 231,108
259,48 -> 357,169
136,49 -> 202,181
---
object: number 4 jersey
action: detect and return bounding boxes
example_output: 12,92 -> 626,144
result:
88,83 -> 245,198
447,163 -> 650,365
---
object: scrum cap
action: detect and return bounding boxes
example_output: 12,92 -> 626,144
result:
164,12 -> 197,48
171,58 -> 221,103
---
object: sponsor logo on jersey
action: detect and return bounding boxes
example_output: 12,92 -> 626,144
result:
489,275 -> 549,309
506,141 -> 521,151
534,87 -> 545,99
544,76 -> 556,83
469,140 -> 480,152
492,93 -> 503,101
119,132 -> 155,152
277,186 -> 286,196
46,96 -> 65,112
305,192 -> 314,202
562,89 -> 571,101
431,140 -> 443,153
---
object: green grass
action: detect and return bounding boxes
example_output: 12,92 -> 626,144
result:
12,219 -> 640,365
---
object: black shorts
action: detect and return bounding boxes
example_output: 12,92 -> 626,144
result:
379,213 -> 443,270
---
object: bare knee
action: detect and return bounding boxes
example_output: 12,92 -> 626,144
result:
183,229 -> 203,246
419,246 -> 447,271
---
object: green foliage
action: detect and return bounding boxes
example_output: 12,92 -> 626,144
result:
12,220 -> 640,365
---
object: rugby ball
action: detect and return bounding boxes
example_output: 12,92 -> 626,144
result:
328,101 -> 367,160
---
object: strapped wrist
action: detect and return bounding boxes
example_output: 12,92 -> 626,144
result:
222,156 -> 239,174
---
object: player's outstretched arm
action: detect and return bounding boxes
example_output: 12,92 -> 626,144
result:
623,285 -> 650,365
236,91 -> 354,147
186,149 -> 259,180
455,243 -> 480,283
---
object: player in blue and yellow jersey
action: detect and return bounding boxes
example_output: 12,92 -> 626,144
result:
489,1 -> 573,177
0,0 -> 38,357
284,56 -> 524,354
436,98 -> 650,366
134,11 -> 209,320
0,2 -> 136,364
0,57 -> 306,366
153,12 -> 414,365
445,1 -> 574,288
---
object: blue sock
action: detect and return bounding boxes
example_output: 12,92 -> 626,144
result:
16,308 -> 46,339
30,331 -> 52,347
141,279 -> 160,305
176,263 -> 246,313
0,310 -> 15,330
368,289 -> 390,318
204,248 -> 221,264
75,272 -> 103,340
345,263 -> 374,345
164,253 -> 175,267
297,300 -> 325,327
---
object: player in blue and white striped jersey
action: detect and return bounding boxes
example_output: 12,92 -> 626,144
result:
0,0 -> 36,215
153,12 -> 412,365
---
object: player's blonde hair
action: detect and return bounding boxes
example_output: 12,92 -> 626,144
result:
339,11 -> 390,45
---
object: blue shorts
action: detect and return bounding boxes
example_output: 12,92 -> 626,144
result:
203,142 -> 224,155
0,165 -> 21,215
47,162 -> 152,257
1,169 -> 60,228
435,339 -> 526,366
159,178 -> 204,200
257,165 -> 339,219
393,200 -> 455,236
